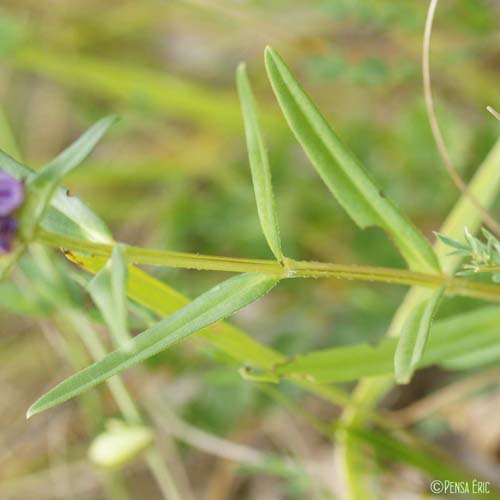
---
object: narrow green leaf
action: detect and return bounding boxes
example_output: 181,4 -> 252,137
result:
19,115 -> 117,240
76,254 -> 286,369
273,306 -> 500,384
384,138 -> 500,383
275,338 -> 395,383
442,343 -> 500,370
28,272 -> 279,417
264,47 -> 439,274
394,287 -> 445,384
339,137 -> 500,491
88,245 -> 132,350
43,198 -> 112,243
237,63 -> 283,262
435,233 -> 469,252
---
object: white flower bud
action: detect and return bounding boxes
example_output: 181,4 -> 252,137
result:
88,419 -> 153,469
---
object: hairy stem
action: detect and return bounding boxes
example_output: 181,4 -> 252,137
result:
37,228 -> 500,303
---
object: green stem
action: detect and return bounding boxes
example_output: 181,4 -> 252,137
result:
102,471 -> 133,500
466,265 -> 500,274
145,449 -> 183,500
38,229 -> 282,274
37,229 -> 500,303
61,310 -> 183,500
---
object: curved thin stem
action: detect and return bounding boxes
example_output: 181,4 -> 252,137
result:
423,0 -> 500,237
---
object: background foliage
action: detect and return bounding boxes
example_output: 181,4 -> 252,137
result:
0,0 -> 499,498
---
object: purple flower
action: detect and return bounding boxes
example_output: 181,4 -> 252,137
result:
0,170 -> 24,217
0,170 -> 24,254
0,216 -> 18,254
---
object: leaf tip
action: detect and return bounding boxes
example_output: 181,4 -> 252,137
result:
26,404 -> 38,419
395,370 -> 412,385
264,46 -> 277,64
487,106 -> 500,122
236,62 -> 247,76
105,114 -> 121,125
236,63 -> 248,90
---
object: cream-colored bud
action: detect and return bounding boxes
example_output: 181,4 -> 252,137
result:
88,419 -> 153,469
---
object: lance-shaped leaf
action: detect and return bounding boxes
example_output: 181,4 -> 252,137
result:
75,254 -> 286,369
88,245 -> 132,350
237,63 -> 283,261
385,138 -> 500,384
394,286 -> 444,384
19,115 -> 117,241
28,272 -> 279,417
271,306 -> 500,384
264,47 -> 439,274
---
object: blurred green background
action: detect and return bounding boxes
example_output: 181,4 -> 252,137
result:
1,1 -> 499,498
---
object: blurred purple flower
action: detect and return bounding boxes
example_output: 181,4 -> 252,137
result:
0,170 -> 24,217
0,170 -> 24,254
0,216 -> 18,254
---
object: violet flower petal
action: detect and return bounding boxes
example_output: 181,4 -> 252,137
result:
0,170 -> 24,216
0,239 -> 11,254
0,216 -> 17,254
